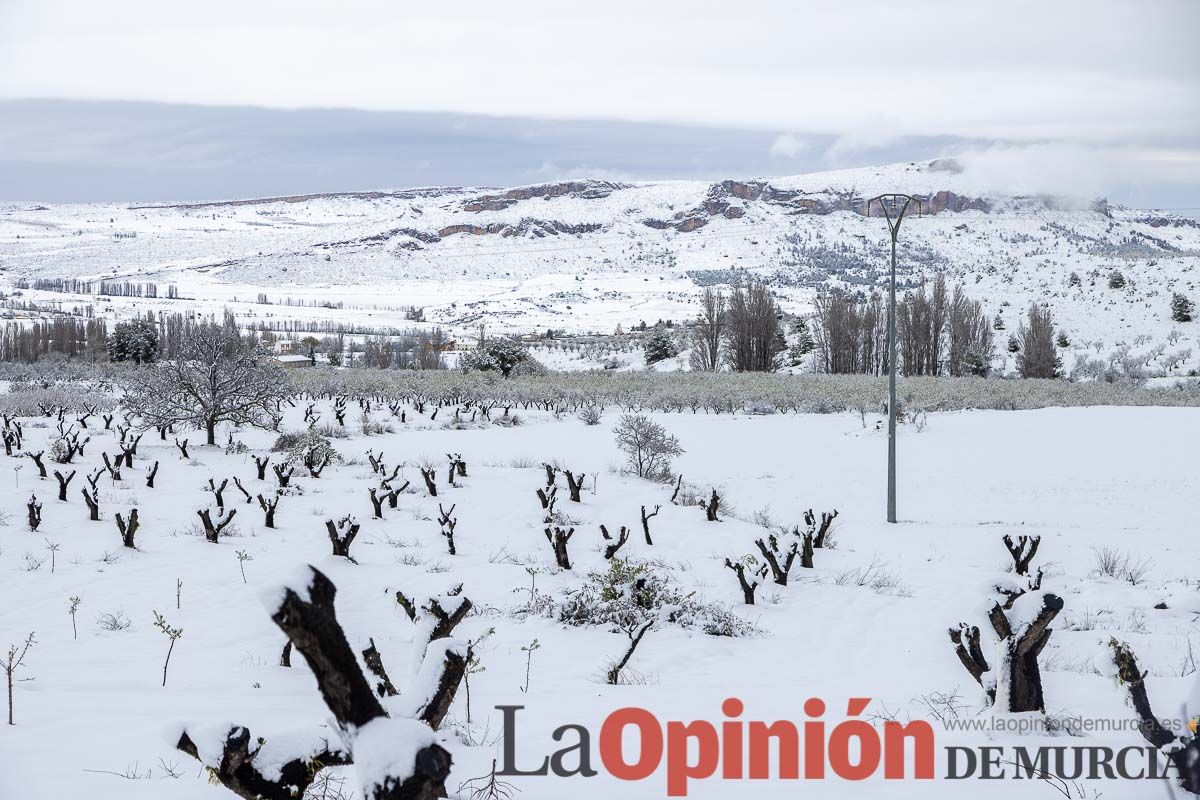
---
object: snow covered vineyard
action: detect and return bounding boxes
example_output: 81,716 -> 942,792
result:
1,381 -> 1198,799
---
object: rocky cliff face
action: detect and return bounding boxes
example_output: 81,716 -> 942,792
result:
460,180 -> 627,212
639,180 -> 994,232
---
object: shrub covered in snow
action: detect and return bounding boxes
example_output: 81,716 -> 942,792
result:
272,428 -> 342,466
553,558 -> 759,638
459,338 -> 545,377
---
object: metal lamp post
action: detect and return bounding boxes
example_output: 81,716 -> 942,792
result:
866,193 -> 918,524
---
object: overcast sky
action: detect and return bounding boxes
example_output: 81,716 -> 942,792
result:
0,0 -> 1196,206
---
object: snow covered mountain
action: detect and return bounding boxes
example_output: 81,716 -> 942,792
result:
1,159 -> 1198,374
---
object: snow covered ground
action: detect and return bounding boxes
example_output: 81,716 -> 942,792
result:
2,160 -> 1198,375
0,400 -> 1196,798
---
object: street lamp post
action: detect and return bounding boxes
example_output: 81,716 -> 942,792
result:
866,193 -> 918,524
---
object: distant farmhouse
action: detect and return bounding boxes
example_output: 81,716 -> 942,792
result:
273,353 -> 314,368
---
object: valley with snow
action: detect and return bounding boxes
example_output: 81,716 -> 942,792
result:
2,160 -> 1198,379
0,158 -> 1198,800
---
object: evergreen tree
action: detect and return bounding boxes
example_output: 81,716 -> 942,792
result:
459,338 -> 543,377
1108,270 -> 1127,289
791,317 -> 815,355
993,313 -> 1006,331
108,319 -> 159,364
1171,292 -> 1194,323
643,329 -> 678,364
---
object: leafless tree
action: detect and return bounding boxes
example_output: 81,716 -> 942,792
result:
945,285 -> 994,377
326,516 -> 361,561
1017,303 -> 1059,379
197,507 -> 237,543
272,462 -> 295,487
640,504 -> 660,545
811,289 -> 886,375
950,539 -> 1061,712
81,487 -> 100,521
437,504 -> 458,555
1109,639 -> 1200,793
3,632 -> 35,725
724,558 -> 758,604
544,526 -> 574,569
803,508 -> 838,548
1003,534 -> 1040,575
689,287 -> 726,371
755,533 -> 799,585
563,469 -> 586,502
206,477 -> 228,508
176,567 -> 464,800
26,495 -> 42,531
121,321 -> 287,445
53,469 -> 75,501
606,620 -> 654,685
896,274 -> 948,377
703,489 -> 721,521
613,414 -> 683,480
600,524 -> 630,560
724,282 -> 783,372
257,493 -> 280,528
25,451 -> 46,479
115,509 -> 139,548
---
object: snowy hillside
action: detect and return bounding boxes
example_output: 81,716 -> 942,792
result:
1,159 -> 1198,372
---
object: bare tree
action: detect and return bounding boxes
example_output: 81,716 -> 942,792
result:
606,620 -> 653,685
945,285 -> 994,377
811,289 -> 886,374
257,493 -> 280,528
1109,639 -> 1200,793
896,274 -> 949,376
613,414 -> 683,480
563,469 -> 586,502
176,567 -> 465,800
198,507 -> 237,543
703,489 -> 721,521
1017,303 -> 1059,379
724,282 -> 783,372
115,509 -> 139,548
723,558 -> 758,604
950,539 -> 1061,712
544,526 -> 575,569
420,467 -> 438,497
326,515 -> 361,561
437,504 -> 458,555
53,469 -> 75,501
272,462 -> 295,487
639,504 -> 660,545
3,632 -> 35,725
755,533 -> 798,585
121,321 -> 287,445
689,287 -> 726,371
600,524 -> 630,560
26,495 -> 42,531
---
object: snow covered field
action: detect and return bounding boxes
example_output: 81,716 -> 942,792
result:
1,400 -> 1196,799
